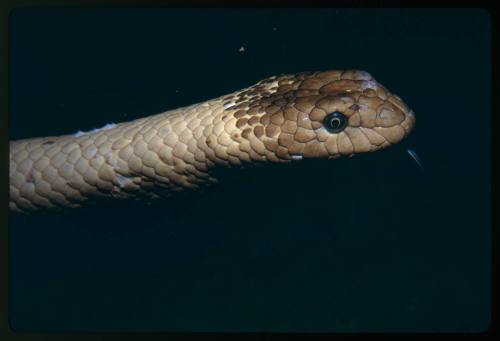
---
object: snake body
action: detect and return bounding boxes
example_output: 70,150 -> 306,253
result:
9,70 -> 415,213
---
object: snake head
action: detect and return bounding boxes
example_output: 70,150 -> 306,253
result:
225,70 -> 415,162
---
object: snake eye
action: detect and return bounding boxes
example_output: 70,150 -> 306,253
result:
323,111 -> 347,133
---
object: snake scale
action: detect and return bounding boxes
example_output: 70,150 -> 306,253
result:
9,70 -> 415,213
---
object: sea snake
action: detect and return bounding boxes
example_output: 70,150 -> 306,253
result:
9,70 -> 416,213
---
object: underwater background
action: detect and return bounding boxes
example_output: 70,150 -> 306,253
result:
9,8 -> 490,332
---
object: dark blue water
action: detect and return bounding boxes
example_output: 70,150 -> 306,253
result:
9,8 -> 491,332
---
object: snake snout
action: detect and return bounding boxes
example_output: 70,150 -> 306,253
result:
404,110 -> 416,136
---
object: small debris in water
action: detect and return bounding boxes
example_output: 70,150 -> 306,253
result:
407,149 -> 424,170
238,46 -> 245,53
